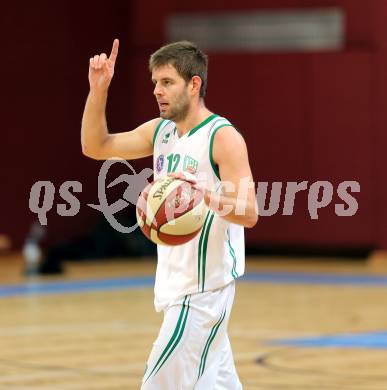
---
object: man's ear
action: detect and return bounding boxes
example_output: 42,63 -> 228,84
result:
190,75 -> 202,96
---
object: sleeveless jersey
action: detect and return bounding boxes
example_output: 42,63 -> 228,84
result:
152,114 -> 245,311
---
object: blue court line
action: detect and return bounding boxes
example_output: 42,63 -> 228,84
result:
1,271 -> 387,298
0,276 -> 154,298
271,331 -> 387,349
240,271 -> 387,286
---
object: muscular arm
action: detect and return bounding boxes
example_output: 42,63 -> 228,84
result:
81,91 -> 158,160
205,126 -> 258,228
81,38 -> 157,160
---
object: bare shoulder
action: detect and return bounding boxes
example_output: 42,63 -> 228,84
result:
212,125 -> 248,164
134,117 -> 164,144
212,125 -> 254,186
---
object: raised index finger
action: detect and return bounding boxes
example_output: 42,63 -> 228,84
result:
109,39 -> 119,63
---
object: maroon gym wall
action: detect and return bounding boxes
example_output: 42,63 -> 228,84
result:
1,1 -> 386,251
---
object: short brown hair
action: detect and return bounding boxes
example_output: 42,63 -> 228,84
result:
149,41 -> 208,98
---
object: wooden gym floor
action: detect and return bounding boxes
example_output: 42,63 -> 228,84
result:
1,254 -> 387,389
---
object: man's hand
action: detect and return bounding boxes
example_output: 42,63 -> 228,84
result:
88,39 -> 119,91
168,172 -> 211,204
168,172 -> 197,185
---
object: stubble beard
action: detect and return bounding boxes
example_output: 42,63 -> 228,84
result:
160,91 -> 190,123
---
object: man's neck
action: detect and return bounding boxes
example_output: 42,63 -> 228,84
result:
175,102 -> 212,137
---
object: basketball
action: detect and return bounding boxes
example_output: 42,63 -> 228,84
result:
136,175 -> 207,245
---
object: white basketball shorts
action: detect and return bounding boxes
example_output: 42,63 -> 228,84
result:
141,281 -> 242,389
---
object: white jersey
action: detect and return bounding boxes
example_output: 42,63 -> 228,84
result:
152,114 -> 245,311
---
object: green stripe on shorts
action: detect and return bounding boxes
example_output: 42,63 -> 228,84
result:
144,295 -> 190,382
197,308 -> 227,379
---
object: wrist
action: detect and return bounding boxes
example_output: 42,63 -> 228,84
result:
203,190 -> 212,206
89,88 -> 108,102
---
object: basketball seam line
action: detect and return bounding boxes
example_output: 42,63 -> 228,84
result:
146,178 -> 181,240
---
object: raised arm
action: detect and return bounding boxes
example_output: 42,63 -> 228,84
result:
81,39 -> 157,160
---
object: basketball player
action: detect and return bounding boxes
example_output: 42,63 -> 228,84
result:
81,39 -> 258,389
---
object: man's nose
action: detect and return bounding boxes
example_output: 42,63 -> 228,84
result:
154,83 -> 163,96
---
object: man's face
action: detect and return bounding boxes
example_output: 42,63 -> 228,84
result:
152,64 -> 191,122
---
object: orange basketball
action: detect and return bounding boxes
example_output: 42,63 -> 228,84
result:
136,176 -> 207,245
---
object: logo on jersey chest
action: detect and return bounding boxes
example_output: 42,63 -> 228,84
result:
156,154 -> 165,173
162,132 -> 171,144
183,155 -> 199,174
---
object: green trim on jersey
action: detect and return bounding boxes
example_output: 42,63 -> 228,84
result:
188,114 -> 218,137
197,308 -> 227,379
201,212 -> 215,292
152,119 -> 167,146
144,295 -> 191,382
197,211 -> 211,290
209,124 -> 234,180
197,210 -> 215,292
227,228 -> 238,279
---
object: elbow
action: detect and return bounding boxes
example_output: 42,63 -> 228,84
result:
81,144 -> 102,160
81,144 -> 94,158
244,202 -> 259,228
245,213 -> 258,228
